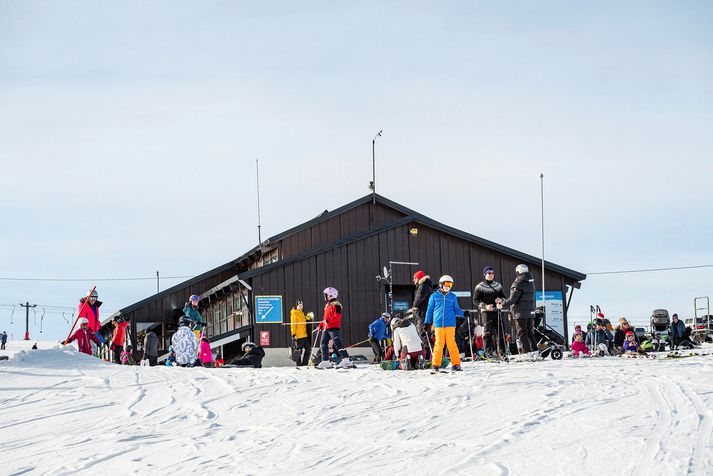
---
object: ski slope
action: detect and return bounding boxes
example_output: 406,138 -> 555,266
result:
2,341 -> 713,475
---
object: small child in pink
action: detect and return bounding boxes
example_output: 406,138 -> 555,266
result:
571,330 -> 591,357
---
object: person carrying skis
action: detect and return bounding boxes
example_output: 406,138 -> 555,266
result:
368,312 -> 391,363
228,342 -> 265,368
109,316 -> 129,364
290,300 -> 312,367
78,289 -> 106,349
171,317 -> 199,367
317,287 -> 353,369
498,264 -> 537,354
391,317 -> 424,370
474,266 -> 507,357
411,270 -> 434,354
425,275 -> 464,372
65,317 -> 100,355
182,295 -> 204,338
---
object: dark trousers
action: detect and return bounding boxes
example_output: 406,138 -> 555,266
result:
369,337 -> 384,362
483,311 -> 506,355
0,342 -> 5,350
321,329 -> 348,360
112,344 -> 123,364
515,319 -> 537,353
295,337 -> 312,366
147,356 -> 158,367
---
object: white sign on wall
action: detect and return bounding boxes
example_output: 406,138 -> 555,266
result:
536,291 -> 564,337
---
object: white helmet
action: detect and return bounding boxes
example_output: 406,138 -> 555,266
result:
390,317 -> 402,332
515,264 -> 529,274
439,275 -> 454,285
323,287 -> 338,301
78,317 -> 89,326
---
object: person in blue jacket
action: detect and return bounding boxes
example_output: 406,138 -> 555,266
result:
368,312 -> 391,362
425,275 -> 464,372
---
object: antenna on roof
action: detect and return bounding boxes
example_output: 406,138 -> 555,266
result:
371,130 -> 382,204
256,159 -> 262,247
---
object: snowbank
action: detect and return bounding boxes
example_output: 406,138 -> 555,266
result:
2,346 -> 713,475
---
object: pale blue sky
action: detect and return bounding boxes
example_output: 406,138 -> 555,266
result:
1,1 -> 712,340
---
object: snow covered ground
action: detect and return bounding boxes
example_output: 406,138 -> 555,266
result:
2,341 -> 713,475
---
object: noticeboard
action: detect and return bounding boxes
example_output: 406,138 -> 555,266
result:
536,291 -> 564,337
255,295 -> 283,324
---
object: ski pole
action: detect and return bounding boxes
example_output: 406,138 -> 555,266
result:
63,286 -> 96,344
467,311 -> 475,361
345,338 -> 370,349
282,320 -> 325,326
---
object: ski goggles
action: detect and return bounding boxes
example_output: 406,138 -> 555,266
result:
441,281 -> 453,287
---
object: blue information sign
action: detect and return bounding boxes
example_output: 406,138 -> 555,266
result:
255,295 -> 283,324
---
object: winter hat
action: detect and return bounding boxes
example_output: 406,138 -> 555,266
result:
483,266 -> 495,276
574,325 -> 582,331
295,300 -> 303,308
672,313 -> 678,319
413,270 -> 426,281
574,330 -> 583,335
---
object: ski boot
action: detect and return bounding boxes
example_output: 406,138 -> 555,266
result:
336,357 -> 355,369
451,365 -> 462,372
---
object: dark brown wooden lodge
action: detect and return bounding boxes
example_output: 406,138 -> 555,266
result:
108,194 -> 586,365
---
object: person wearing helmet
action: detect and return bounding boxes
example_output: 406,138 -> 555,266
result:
474,266 -> 507,357
228,341 -> 265,368
317,287 -> 353,368
78,289 -> 104,345
425,275 -> 464,372
182,295 -> 204,336
171,317 -> 199,366
498,264 -> 537,354
392,316 -> 424,370
290,300 -> 312,367
65,317 -> 100,355
368,312 -> 392,363
623,330 -> 641,355
411,270 -> 434,356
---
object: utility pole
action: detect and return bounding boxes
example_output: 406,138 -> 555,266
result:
156,270 -> 160,294
20,302 -> 37,340
256,159 -> 262,247
540,173 -> 546,325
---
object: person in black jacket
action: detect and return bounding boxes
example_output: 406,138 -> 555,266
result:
474,266 -> 507,356
498,264 -> 537,353
229,342 -> 265,368
411,270 -> 434,355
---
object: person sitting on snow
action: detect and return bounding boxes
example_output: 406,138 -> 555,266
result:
368,312 -> 391,363
171,317 -> 199,367
228,342 -> 265,368
65,317 -> 100,356
570,330 -> 591,357
593,320 -> 614,355
623,331 -> 641,355
165,345 -> 177,366
391,317 -> 425,370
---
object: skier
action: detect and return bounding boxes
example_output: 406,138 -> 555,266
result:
121,345 -> 135,365
425,275 -> 464,372
411,270 -> 434,354
171,317 -> 199,367
317,287 -> 353,369
368,312 -> 391,363
198,337 -> 214,368
78,290 -> 102,334
142,330 -> 159,366
109,316 -> 129,364
570,331 -> 592,357
391,317 -> 424,370
65,317 -> 100,355
497,264 -> 537,354
1,331 -> 6,350
182,295 -> 204,337
228,342 -> 265,368
474,266 -> 507,357
289,300 -> 312,367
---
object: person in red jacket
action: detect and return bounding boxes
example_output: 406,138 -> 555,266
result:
78,289 -> 102,334
110,317 -> 129,364
317,287 -> 354,368
66,317 -> 100,355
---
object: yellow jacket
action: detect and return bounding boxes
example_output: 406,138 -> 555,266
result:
290,308 -> 309,339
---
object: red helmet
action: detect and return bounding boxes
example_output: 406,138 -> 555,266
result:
626,330 -> 635,336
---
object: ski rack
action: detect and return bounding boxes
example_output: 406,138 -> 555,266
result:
693,296 -> 710,343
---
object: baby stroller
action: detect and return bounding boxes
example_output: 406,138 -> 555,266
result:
650,309 -> 670,342
533,308 -> 564,360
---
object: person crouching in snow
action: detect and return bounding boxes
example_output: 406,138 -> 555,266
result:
593,320 -> 614,356
368,312 -> 391,363
391,317 -> 424,370
570,330 -> 591,357
65,317 -> 100,355
121,345 -> 135,365
171,317 -> 199,367
623,330 -> 642,355
199,337 -> 214,368
228,342 -> 265,368
317,287 -> 353,368
425,275 -> 464,372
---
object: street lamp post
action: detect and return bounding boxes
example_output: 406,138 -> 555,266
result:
540,173 -> 546,324
371,130 -> 382,204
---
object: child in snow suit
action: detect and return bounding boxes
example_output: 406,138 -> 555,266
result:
623,331 -> 641,355
65,317 -> 100,355
368,312 -> 391,363
425,275 -> 464,371
570,331 -> 591,357
199,337 -> 214,368
165,346 -> 177,366
317,287 -> 352,368
121,345 -> 135,365
391,317 -> 424,370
